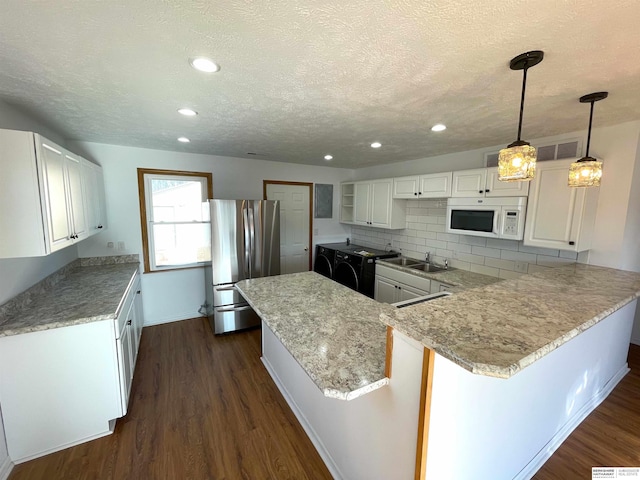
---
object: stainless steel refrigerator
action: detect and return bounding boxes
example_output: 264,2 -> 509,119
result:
204,199 -> 280,334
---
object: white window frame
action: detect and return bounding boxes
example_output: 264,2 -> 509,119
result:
137,168 -> 212,273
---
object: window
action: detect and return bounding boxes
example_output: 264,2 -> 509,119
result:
137,168 -> 213,272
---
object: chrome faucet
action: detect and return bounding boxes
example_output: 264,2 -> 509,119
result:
425,251 -> 431,264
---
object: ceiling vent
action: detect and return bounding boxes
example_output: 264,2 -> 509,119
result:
485,138 -> 582,167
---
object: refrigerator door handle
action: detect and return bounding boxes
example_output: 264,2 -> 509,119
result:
214,284 -> 236,292
215,305 -> 253,313
248,206 -> 256,277
242,204 -> 251,278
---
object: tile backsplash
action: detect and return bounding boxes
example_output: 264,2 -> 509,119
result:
351,199 -> 581,279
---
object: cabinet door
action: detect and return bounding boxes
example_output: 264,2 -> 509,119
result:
354,182 -> 371,225
374,276 -> 398,303
132,289 -> 144,361
82,160 -> 108,234
397,283 -> 430,302
39,141 -> 73,251
451,169 -> 487,198
64,153 -> 88,239
523,160 -> 587,251
370,179 -> 393,228
419,172 -> 452,198
485,167 -> 529,197
117,321 -> 134,415
393,176 -> 419,199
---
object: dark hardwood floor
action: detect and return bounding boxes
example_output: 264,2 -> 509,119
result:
534,343 -> 640,479
9,318 -> 332,480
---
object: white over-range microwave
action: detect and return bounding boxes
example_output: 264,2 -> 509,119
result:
446,197 -> 527,240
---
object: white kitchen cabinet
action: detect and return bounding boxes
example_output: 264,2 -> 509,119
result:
115,272 -> 143,415
374,264 -> 431,303
452,167 -> 529,198
523,158 -> 599,251
393,172 -> 453,199
0,270 -> 144,462
64,151 -> 88,240
0,129 -> 107,258
82,158 -> 108,234
342,179 -> 406,229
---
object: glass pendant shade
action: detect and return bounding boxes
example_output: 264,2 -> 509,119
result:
568,158 -> 602,187
498,141 -> 536,181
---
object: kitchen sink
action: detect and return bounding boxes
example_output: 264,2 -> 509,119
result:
408,263 -> 449,273
384,257 -> 422,267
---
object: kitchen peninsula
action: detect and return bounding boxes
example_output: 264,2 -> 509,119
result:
236,263 -> 640,480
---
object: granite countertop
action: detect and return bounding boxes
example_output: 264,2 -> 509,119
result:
236,272 -> 396,401
0,263 -> 139,337
381,263 -> 640,379
376,258 -> 502,291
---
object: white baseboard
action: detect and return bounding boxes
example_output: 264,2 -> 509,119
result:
515,363 -> 630,480
261,357 -> 343,480
0,454 -> 13,480
143,313 -> 202,327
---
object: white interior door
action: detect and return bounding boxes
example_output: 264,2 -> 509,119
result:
266,183 -> 311,274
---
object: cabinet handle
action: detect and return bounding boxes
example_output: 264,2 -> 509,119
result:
98,225 -> 103,229
137,290 -> 141,294
569,241 -> 575,245
479,190 -> 483,194
418,192 -> 422,195
485,189 -> 490,193
414,192 -> 418,196
126,319 -> 132,326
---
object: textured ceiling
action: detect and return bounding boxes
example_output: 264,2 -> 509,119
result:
1,0 -> 640,168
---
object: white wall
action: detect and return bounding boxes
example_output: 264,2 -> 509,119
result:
71,141 -> 352,326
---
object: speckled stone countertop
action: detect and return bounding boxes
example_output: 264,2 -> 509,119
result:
381,263 -> 640,379
0,261 -> 139,337
376,258 -> 502,291
236,272 -> 396,401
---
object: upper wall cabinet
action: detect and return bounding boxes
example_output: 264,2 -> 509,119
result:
82,158 -> 108,234
341,179 -> 406,229
524,158 -> 599,252
452,167 -> 529,198
0,129 -> 107,258
393,172 -> 453,199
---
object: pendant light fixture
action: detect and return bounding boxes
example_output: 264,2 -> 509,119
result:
498,51 -> 544,182
568,92 -> 608,187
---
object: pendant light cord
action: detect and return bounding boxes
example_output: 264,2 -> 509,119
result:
516,62 -> 529,142
585,101 -> 595,157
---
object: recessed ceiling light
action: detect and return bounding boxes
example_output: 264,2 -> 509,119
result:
371,142 -> 382,148
431,124 -> 447,132
324,154 -> 333,160
178,108 -> 198,116
177,137 -> 190,143
189,57 -> 220,73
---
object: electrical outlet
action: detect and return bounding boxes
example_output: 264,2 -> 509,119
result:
117,241 -> 125,251
107,241 -> 114,248
515,261 -> 528,273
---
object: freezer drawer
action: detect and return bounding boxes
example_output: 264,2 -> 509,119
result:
211,303 -> 260,334
213,283 -> 245,307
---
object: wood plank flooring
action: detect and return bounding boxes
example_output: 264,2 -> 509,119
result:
9,318 -> 332,480
534,343 -> 640,479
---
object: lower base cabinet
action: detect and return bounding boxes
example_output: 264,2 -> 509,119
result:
374,265 -> 431,303
0,272 -> 143,462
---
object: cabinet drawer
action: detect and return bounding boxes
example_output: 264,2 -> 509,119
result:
375,264 -> 431,292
